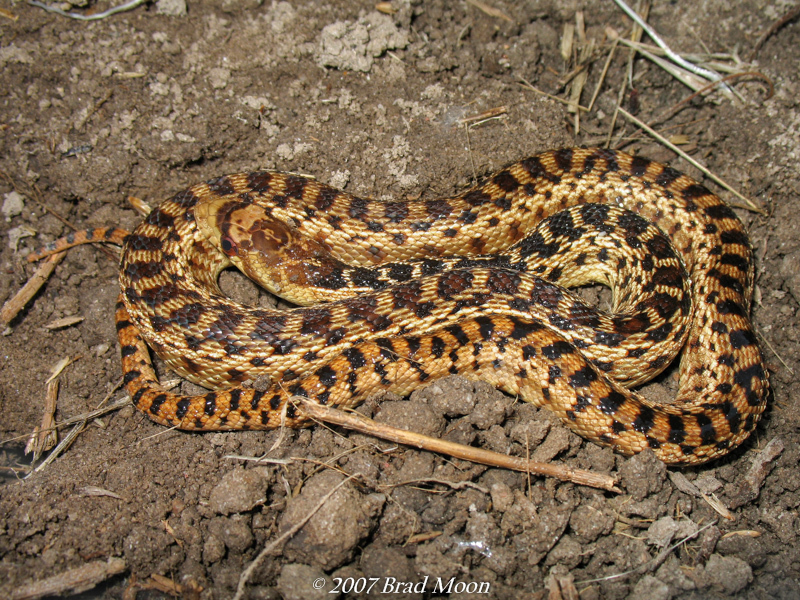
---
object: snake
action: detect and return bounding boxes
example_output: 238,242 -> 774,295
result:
30,148 -> 768,465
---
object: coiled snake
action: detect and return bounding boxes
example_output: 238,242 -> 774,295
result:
33,148 -> 768,465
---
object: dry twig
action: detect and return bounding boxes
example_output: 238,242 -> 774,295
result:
10,557 -> 126,600
605,4 -> 649,148
1,251 -> 65,325
577,520 -> 719,585
616,107 -> 764,213
25,380 -> 59,461
295,398 -> 621,492
233,476 -> 356,600
749,4 -> 800,61
612,0 -> 731,94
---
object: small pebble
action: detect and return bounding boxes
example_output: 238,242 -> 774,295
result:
208,468 -> 267,515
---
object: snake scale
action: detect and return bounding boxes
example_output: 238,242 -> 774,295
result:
32,148 -> 768,465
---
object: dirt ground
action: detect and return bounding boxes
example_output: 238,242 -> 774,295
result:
1,0 -> 799,598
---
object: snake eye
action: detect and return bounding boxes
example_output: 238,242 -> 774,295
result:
220,236 -> 237,256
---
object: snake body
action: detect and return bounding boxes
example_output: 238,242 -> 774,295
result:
37,148 -> 768,465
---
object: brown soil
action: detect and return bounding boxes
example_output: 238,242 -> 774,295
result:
1,1 -> 799,598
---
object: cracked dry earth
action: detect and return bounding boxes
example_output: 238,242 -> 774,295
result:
1,1 -> 799,599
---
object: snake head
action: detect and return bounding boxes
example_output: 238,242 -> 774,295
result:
194,197 -> 349,305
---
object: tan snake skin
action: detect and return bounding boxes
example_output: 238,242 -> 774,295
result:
33,148 -> 768,465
